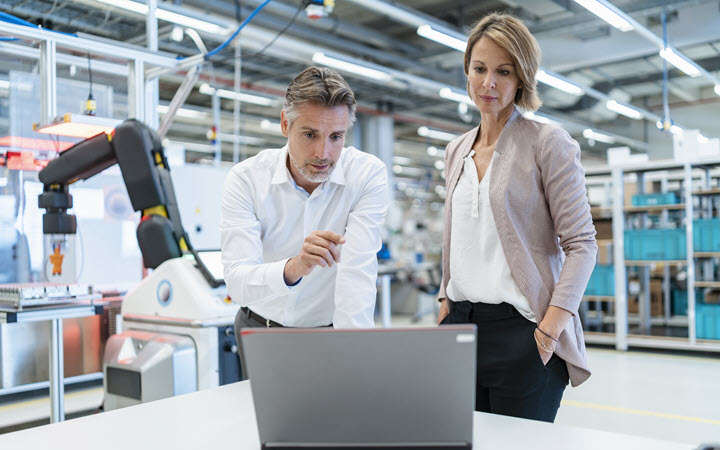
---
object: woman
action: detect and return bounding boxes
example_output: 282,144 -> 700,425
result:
437,13 -> 597,422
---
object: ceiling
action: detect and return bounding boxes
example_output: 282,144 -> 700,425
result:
0,0 -> 719,177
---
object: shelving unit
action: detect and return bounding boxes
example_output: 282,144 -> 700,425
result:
624,260 -> 688,266
624,204 -> 686,213
584,157 -> 720,352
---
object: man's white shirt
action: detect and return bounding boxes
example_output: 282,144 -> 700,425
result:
220,145 -> 389,328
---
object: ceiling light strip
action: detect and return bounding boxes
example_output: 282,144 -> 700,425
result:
199,83 -> 277,106
536,70 -> 585,96
583,129 -> 616,144
606,100 -> 644,120
659,48 -> 702,78
95,0 -> 230,35
573,0 -> 634,32
417,126 -> 459,142
417,25 -> 466,52
438,88 -> 474,106
312,52 -> 393,82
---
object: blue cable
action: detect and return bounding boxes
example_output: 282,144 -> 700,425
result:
203,0 -> 273,60
0,10 -> 77,37
0,11 -> 37,27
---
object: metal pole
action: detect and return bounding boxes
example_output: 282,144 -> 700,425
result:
685,163 -> 696,344
381,274 -> 391,328
612,168 -> 628,350
156,63 -> 202,139
233,42 -> 242,163
49,318 -> 64,422
213,92 -> 222,165
146,0 -> 159,128
39,39 -> 57,125
128,59 -> 145,122
660,176 -> 671,320
637,172 -> 651,333
702,168 -> 713,284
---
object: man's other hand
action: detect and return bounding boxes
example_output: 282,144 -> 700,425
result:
437,298 -> 449,325
284,231 -> 346,285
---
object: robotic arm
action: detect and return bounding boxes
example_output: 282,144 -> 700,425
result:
37,119 -> 222,287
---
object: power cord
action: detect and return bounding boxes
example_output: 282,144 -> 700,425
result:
85,53 -> 96,116
239,1 -> 306,59
216,0 -> 307,66
203,0 -> 273,60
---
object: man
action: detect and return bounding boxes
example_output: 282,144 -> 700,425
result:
221,67 -> 389,349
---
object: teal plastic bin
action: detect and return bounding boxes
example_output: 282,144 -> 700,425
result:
693,218 -> 720,252
584,265 -> 615,296
632,192 -> 677,206
671,289 -> 704,316
624,228 -> 686,260
696,304 -> 720,340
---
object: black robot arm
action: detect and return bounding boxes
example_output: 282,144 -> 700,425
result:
38,119 -> 221,287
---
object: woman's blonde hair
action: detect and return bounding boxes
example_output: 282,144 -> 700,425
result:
464,13 -> 542,111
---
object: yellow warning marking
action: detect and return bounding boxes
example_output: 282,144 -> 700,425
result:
586,347 -> 720,364
562,400 -> 720,425
0,388 -> 103,412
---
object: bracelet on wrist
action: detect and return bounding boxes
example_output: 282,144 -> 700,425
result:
534,330 -> 556,353
536,326 -> 559,343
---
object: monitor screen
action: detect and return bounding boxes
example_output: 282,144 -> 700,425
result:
195,250 -> 224,283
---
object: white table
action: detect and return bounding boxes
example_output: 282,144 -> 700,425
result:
0,381 -> 695,450
0,303 -> 103,423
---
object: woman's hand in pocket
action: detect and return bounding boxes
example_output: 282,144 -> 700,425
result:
535,340 -> 553,365
534,328 -> 555,366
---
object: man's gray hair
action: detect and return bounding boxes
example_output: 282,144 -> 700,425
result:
283,67 -> 357,127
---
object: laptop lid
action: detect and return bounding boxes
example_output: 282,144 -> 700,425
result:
241,326 -> 477,449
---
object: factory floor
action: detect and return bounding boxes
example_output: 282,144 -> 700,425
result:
0,382 -> 104,434
1,313 -> 718,447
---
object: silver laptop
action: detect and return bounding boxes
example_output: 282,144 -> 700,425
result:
240,325 -> 477,450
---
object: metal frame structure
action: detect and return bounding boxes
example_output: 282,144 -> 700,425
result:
0,20 -> 178,123
0,18 -> 183,423
0,304 -> 104,423
585,157 -> 720,352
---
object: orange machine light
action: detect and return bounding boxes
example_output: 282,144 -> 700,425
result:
6,151 -> 36,171
49,245 -> 64,276
0,136 -> 75,152
34,113 -> 120,139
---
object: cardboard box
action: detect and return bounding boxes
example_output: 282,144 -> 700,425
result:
628,278 -> 664,316
597,240 -> 613,265
594,220 -> 613,240
624,182 -> 653,206
705,290 -> 720,305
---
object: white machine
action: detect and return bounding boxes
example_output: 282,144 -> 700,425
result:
103,254 -> 239,411
36,121 -> 241,411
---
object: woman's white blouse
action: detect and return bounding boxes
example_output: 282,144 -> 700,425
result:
446,150 -> 536,322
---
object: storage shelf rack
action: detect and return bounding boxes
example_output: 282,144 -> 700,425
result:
584,157 -> 720,352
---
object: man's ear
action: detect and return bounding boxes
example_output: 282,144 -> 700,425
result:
280,110 -> 290,138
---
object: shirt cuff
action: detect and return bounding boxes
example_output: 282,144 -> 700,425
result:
266,257 -> 300,295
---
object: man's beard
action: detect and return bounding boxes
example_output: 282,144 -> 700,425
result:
289,154 -> 336,183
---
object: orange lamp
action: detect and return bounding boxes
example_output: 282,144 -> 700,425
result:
33,113 -> 120,138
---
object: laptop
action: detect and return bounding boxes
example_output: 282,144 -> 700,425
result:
241,325 -> 477,450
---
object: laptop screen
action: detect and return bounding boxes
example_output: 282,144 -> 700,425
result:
241,326 -> 476,449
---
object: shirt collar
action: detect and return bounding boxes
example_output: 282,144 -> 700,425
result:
270,145 -> 347,187
327,148 -> 346,186
271,145 -> 292,185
